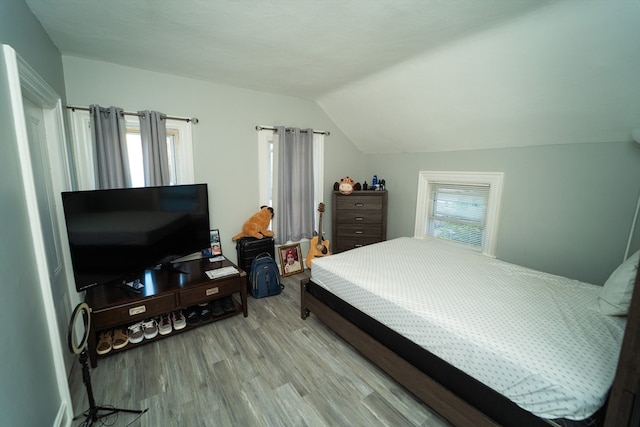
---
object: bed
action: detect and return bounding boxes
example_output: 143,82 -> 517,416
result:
300,237 -> 637,426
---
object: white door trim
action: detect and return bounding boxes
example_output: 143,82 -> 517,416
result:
4,44 -> 74,427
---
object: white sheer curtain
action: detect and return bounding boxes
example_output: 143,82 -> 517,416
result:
90,105 -> 130,189
138,110 -> 170,186
275,126 -> 315,244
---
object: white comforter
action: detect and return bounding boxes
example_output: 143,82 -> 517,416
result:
310,237 -> 626,421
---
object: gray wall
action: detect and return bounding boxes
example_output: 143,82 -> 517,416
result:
0,0 -> 66,100
0,1 -> 68,425
61,48 -> 640,286
366,141 -> 640,285
61,55 -> 365,264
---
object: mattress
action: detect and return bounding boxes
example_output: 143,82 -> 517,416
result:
310,237 -> 626,421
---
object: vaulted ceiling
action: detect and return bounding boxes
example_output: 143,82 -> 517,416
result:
25,0 -> 640,153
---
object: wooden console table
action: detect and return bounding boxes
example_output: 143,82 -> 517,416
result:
84,257 -> 247,367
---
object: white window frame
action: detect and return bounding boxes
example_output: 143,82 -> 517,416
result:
164,118 -> 195,185
257,128 -> 274,208
68,111 -> 94,190
68,109 -> 194,189
414,171 -> 503,257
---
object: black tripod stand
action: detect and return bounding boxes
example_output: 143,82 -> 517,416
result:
68,303 -> 147,426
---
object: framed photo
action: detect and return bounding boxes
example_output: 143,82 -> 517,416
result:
278,243 -> 303,276
202,229 -> 222,257
210,229 -> 222,256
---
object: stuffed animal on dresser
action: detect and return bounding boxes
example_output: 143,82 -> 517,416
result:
333,176 -> 362,195
231,206 -> 274,240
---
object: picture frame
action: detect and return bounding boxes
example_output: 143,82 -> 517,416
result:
210,229 -> 222,256
202,229 -> 223,258
278,243 -> 304,276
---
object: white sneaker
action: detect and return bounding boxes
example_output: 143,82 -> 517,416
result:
172,310 -> 187,330
128,322 -> 144,344
158,314 -> 172,335
142,319 -> 158,340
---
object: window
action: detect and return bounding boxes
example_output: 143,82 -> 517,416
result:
124,122 -> 189,187
414,171 -> 503,256
257,127 -> 324,236
69,110 -> 194,189
257,129 -> 275,207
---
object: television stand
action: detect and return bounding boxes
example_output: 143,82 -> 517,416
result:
156,261 -> 188,275
84,257 -> 247,367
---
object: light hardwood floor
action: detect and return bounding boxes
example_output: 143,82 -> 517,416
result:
68,271 -> 452,427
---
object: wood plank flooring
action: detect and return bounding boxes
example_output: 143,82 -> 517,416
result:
68,271 -> 452,426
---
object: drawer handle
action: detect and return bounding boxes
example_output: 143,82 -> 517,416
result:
206,287 -> 220,296
354,244 -> 363,247
355,203 -> 365,207
129,305 -> 146,316
355,217 -> 364,221
354,230 -> 364,234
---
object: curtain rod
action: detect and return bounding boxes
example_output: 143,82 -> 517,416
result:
66,105 -> 199,124
255,125 -> 330,136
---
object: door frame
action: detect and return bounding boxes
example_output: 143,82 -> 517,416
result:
4,44 -> 74,426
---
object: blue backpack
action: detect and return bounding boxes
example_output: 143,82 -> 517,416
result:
249,252 -> 284,298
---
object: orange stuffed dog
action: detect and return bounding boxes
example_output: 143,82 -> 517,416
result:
231,206 -> 274,240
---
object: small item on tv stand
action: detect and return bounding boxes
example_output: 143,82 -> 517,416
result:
118,278 -> 144,294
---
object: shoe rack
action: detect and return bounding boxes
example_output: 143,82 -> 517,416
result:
84,257 -> 248,367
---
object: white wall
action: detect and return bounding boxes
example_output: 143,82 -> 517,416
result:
62,56 -> 640,285
62,56 -> 364,264
319,0 -> 640,154
366,141 -> 640,285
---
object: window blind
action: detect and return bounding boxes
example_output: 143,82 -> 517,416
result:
428,183 -> 490,248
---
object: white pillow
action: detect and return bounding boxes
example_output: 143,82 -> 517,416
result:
599,250 -> 640,315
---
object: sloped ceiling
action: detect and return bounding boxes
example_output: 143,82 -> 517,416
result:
24,0 -> 640,153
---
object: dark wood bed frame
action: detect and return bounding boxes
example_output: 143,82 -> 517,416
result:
300,261 -> 640,427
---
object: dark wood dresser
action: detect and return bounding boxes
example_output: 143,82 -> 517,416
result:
332,190 -> 388,253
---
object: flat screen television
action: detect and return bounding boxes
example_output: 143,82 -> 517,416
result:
61,183 -> 210,292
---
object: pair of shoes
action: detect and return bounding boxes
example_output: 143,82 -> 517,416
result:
172,310 -> 186,330
200,302 -> 213,322
112,328 -> 128,349
158,314 -> 172,335
97,331 -> 112,355
211,299 -> 224,317
186,306 -> 200,326
128,322 -> 144,344
143,319 -> 158,340
222,296 -> 235,313
128,319 -> 159,343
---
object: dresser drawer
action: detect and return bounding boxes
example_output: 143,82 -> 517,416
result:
91,293 -> 176,328
335,209 -> 382,225
179,276 -> 243,307
335,236 -> 383,252
335,195 -> 383,211
336,224 -> 383,238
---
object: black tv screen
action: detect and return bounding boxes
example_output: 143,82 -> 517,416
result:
61,184 -> 210,292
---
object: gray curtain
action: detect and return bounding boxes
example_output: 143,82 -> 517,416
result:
90,105 -> 130,189
275,126 -> 315,243
138,110 -> 170,186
